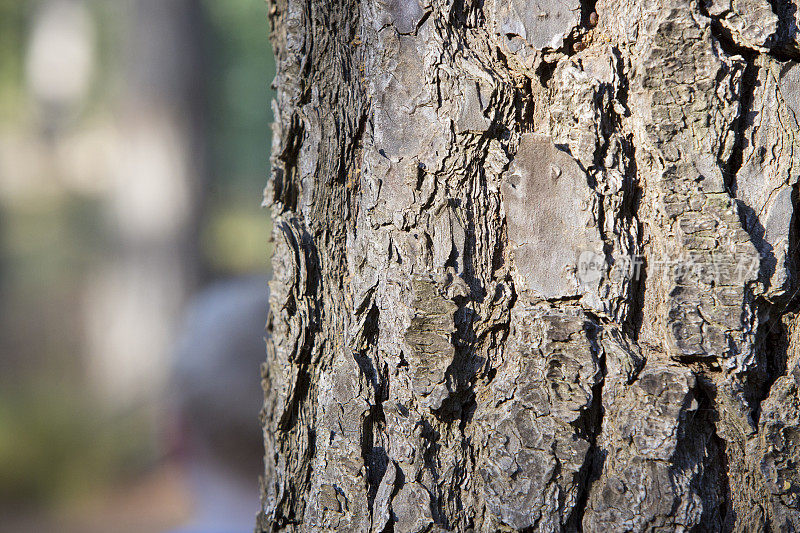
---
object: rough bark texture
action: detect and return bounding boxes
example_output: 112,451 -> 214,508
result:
259,0 -> 800,531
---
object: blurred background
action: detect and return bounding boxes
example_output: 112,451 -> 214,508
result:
0,0 -> 274,531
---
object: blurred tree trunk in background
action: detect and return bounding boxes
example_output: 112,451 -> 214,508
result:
260,0 -> 800,530
85,0 -> 207,407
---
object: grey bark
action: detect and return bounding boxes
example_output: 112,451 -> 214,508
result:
259,0 -> 800,531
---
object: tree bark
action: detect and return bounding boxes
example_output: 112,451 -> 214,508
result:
259,0 -> 800,530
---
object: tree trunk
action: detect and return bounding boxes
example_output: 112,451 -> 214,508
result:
259,0 -> 800,530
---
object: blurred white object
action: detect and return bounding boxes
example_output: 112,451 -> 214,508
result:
110,108 -> 193,243
26,0 -> 94,109
84,256 -> 188,407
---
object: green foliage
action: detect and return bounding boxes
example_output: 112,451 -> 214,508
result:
0,385 -> 154,504
201,0 -> 275,274
203,0 -> 276,203
0,0 -> 27,120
